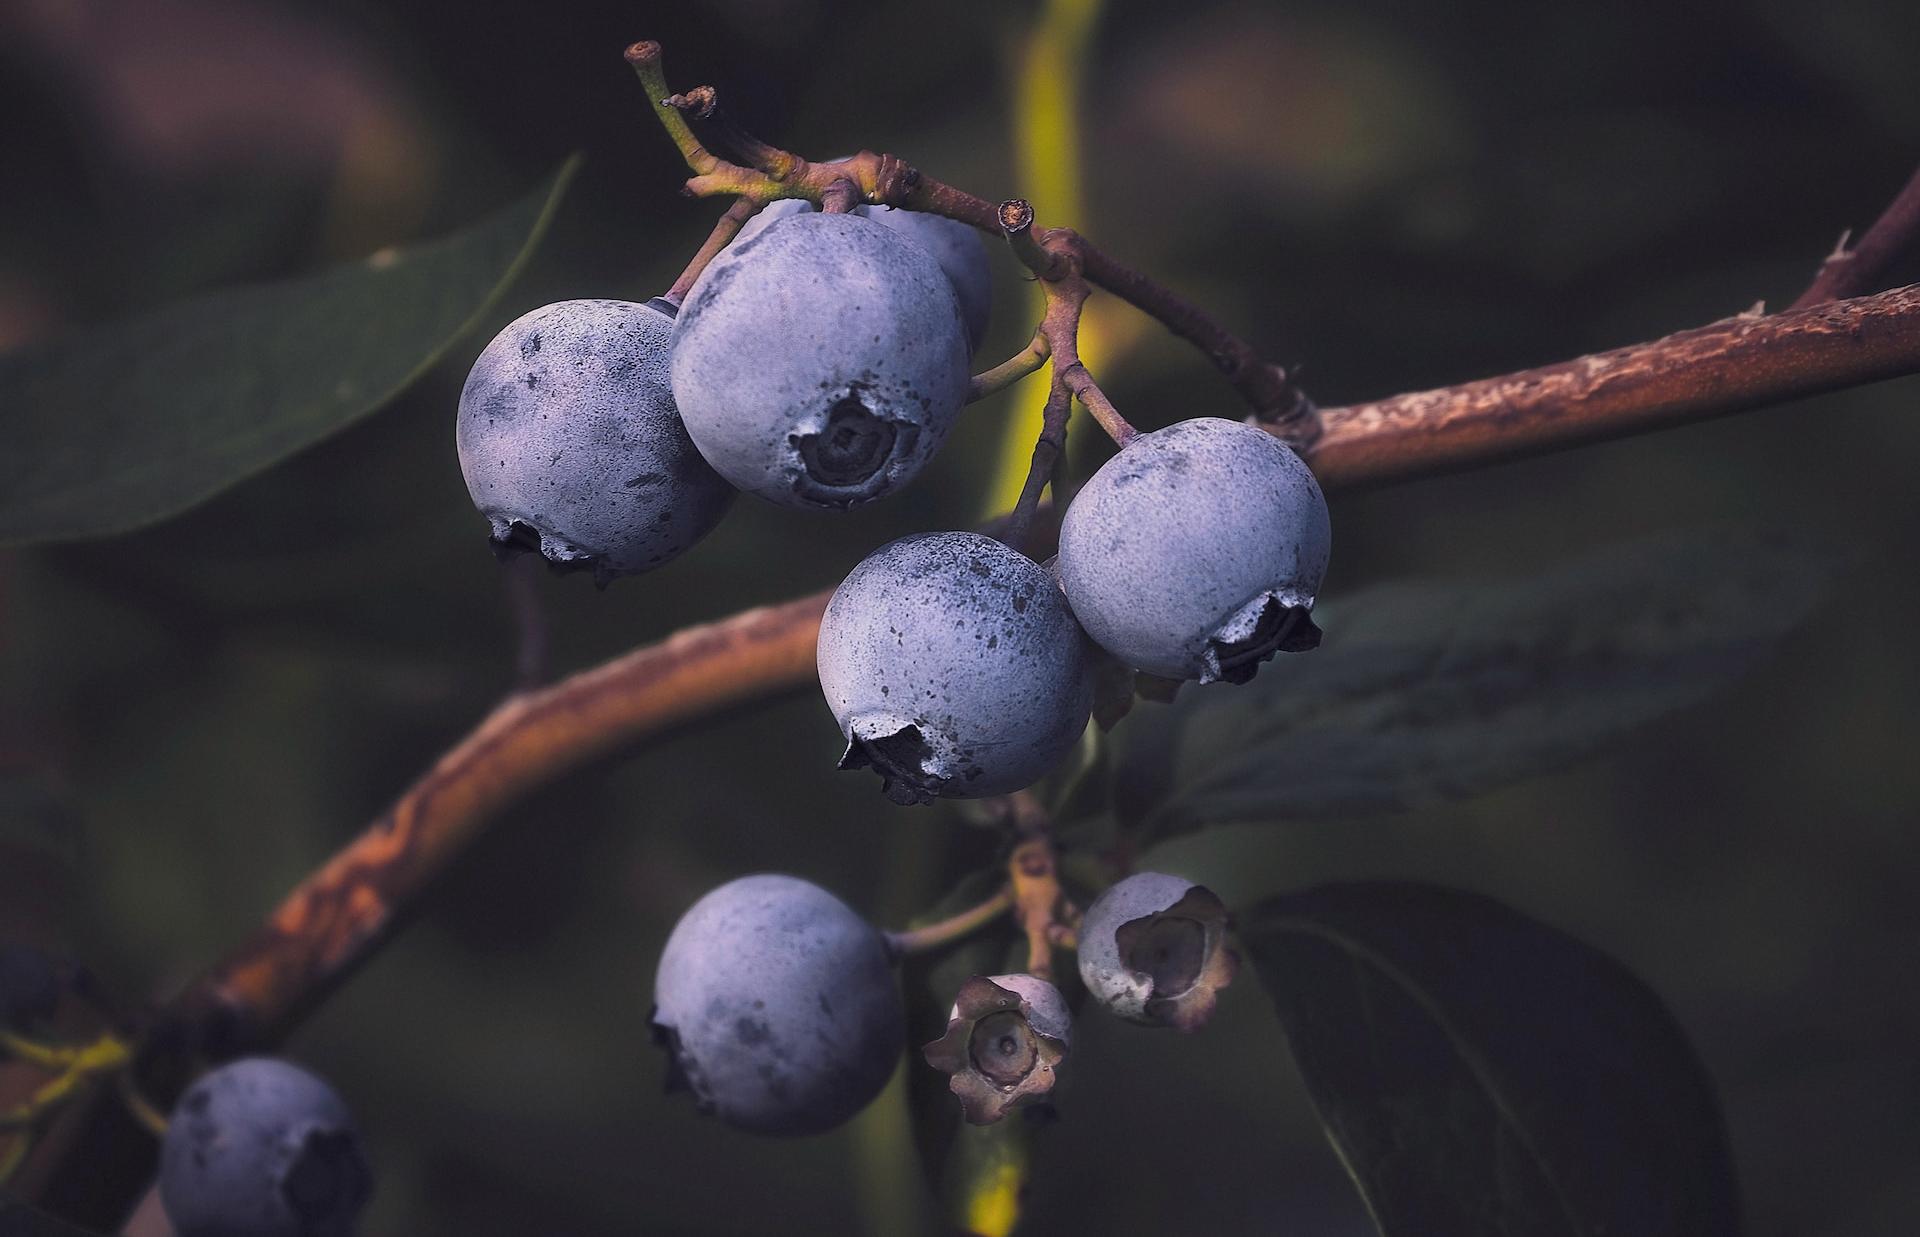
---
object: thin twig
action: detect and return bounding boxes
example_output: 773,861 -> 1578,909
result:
502,554 -> 550,692
1034,276 -> 1136,446
662,86 -> 797,178
1001,372 -> 1072,555
967,330 -> 1051,403
622,43 -> 719,176
884,888 -> 1015,957
1791,163 -> 1920,310
998,199 -> 1068,280
628,45 -> 1313,435
665,197 -> 759,305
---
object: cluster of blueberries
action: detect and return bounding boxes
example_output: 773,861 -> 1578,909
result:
652,869 -> 1239,1135
456,194 -> 1331,806
25,194 -> 1335,1237
462,195 -> 1330,1139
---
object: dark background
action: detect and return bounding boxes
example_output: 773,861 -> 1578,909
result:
4,0 -> 1919,1233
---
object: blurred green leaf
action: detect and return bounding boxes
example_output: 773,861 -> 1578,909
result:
1243,881 -> 1741,1237
0,156 -> 582,545
1114,527 -> 1834,838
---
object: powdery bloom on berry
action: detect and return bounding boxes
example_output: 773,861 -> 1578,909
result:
1078,873 -> 1237,1031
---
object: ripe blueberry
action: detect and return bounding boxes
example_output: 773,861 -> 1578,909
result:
670,212 -> 971,509
1057,417 -> 1330,683
159,1057 -> 373,1237
922,973 -> 1070,1124
1078,872 -> 1236,1031
730,197 -> 992,352
816,532 -> 1094,804
652,874 -> 905,1136
456,298 -> 735,584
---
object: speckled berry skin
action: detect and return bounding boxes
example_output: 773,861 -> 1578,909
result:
159,1057 -> 372,1237
652,874 -> 904,1137
817,532 -> 1094,804
1078,872 -> 1236,1031
670,212 -> 971,509
730,198 -> 992,352
1058,417 -> 1330,683
456,298 -> 735,584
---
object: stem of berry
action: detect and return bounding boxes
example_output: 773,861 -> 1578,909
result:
1000,372 -> 1071,556
819,179 -> 861,214
665,197 -> 759,306
1791,162 -> 1920,309
967,331 -> 1051,403
1003,792 -> 1067,982
883,888 -> 1015,958
993,199 -> 1138,449
627,43 -> 1316,437
502,553 -> 551,692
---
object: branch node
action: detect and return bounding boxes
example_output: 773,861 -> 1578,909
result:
1000,198 -> 1071,281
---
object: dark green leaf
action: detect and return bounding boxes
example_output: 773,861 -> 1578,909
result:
1122,527 -> 1833,836
1243,881 -> 1740,1237
0,156 -> 583,544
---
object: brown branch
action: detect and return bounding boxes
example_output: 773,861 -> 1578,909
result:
1303,284 -> 1920,489
1790,163 -> 1920,310
162,594 -> 827,1058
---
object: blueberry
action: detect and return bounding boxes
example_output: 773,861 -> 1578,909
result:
1057,417 -> 1330,683
1078,873 -> 1236,1031
456,298 -> 735,584
816,532 -> 1094,804
922,973 -> 1071,1124
729,196 -> 992,352
652,874 -> 904,1136
159,1057 -> 372,1237
670,212 -> 971,509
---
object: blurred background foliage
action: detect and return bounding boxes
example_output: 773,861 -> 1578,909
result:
3,0 -> 1920,1233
